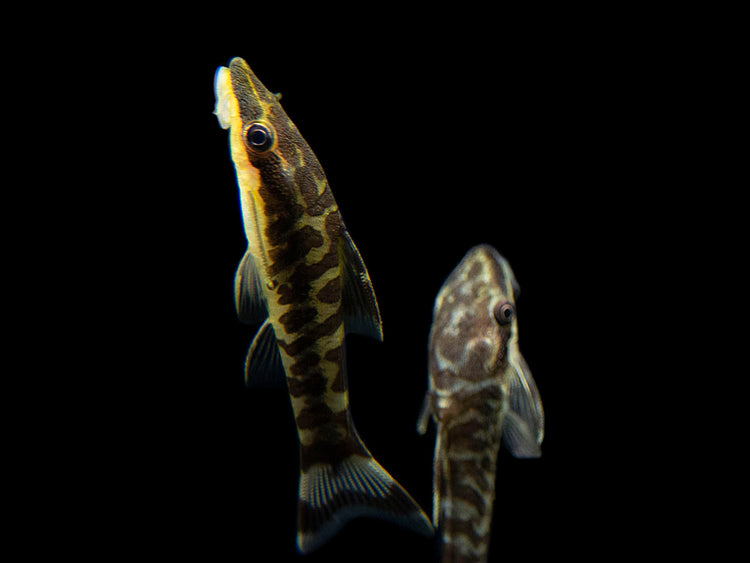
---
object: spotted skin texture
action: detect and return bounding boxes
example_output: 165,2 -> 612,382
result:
419,245 -> 544,563
215,58 -> 431,553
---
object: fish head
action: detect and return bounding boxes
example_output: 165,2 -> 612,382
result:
214,57 -> 315,195
430,245 -> 520,384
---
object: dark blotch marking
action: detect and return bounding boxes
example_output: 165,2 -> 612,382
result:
452,458 -> 493,493
441,517 -> 486,557
287,371 -> 327,398
297,408 -> 365,472
268,225 -> 325,276
277,282 -> 303,306
279,306 -> 318,334
275,241 -> 340,306
324,212 -> 342,239
310,185 -> 335,216
447,419 -> 492,453
296,401 -> 336,430
467,260 -> 483,280
452,482 -> 488,517
289,352 -> 322,376
299,435 -> 363,472
316,277 -> 341,304
255,156 -> 304,241
294,161 -> 336,217
324,346 -> 346,393
277,309 -> 342,357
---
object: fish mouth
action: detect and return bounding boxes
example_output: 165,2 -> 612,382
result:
214,65 -> 233,129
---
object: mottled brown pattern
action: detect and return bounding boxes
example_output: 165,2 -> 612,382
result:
297,242 -> 339,282
325,346 -> 347,393
446,424 -> 493,454
299,433 -> 366,471
223,59 -> 432,553
296,401 -> 336,430
294,165 -> 334,217
279,306 -> 318,334
316,277 -> 341,304
277,309 -> 342,357
452,485 -> 487,517
423,246 -> 538,563
274,243 -> 340,307
307,184 -> 335,216
447,517 -> 485,548
287,372 -> 327,398
256,157 -> 305,244
324,211 -> 342,238
441,542 -> 484,563
289,352 -> 322,376
451,458 -> 493,492
268,225 -> 325,276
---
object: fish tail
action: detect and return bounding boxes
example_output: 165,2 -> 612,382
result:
296,429 -> 433,553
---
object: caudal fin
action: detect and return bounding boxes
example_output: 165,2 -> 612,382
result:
296,452 -> 433,553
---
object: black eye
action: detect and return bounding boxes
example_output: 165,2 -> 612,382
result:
244,122 -> 274,152
494,302 -> 514,325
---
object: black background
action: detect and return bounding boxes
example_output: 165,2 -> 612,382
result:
51,8 -> 721,561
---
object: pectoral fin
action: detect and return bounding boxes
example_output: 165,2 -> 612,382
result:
416,390 -> 434,435
234,250 -> 268,324
338,230 -> 383,341
501,351 -> 544,458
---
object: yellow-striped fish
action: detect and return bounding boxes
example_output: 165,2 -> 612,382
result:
418,245 -> 544,563
214,57 -> 432,553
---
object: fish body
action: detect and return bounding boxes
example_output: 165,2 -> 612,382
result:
214,58 -> 431,553
417,245 -> 544,563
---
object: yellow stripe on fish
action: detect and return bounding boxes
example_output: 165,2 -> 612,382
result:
215,57 -> 432,554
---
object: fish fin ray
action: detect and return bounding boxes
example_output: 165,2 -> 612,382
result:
432,428 -> 446,529
296,452 -> 433,553
501,411 -> 542,458
416,390 -> 434,435
234,250 -> 268,324
502,351 -> 544,458
244,319 -> 286,388
338,230 -> 383,341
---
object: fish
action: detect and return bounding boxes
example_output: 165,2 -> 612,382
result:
214,57 -> 432,553
417,245 -> 544,563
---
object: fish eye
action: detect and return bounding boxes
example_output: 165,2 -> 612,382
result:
244,122 -> 275,153
494,302 -> 515,325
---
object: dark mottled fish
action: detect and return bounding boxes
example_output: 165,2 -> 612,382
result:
417,245 -> 544,563
214,57 -> 432,553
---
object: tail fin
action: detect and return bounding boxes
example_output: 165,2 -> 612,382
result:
296,451 -> 433,553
